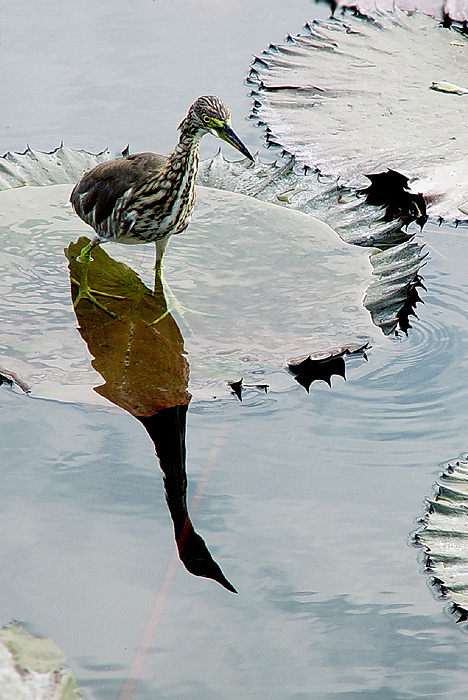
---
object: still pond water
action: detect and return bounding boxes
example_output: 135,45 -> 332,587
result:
2,1 -> 468,699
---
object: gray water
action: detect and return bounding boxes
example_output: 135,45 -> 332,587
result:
1,0 -> 325,157
2,1 -> 468,699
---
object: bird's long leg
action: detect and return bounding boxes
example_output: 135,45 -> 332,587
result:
154,256 -> 163,289
71,238 -> 125,317
153,236 -> 169,293
77,237 -> 100,264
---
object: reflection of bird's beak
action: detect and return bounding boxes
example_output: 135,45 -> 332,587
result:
217,124 -> 254,161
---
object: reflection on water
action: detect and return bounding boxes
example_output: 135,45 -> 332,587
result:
287,343 -> 369,391
66,237 -> 236,593
4,0 -> 468,695
1,216 -> 468,699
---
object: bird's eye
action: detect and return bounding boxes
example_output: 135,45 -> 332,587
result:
202,114 -> 211,124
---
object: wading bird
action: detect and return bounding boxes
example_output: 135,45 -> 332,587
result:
70,95 -> 254,313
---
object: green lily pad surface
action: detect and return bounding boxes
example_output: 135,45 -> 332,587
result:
0,183 -> 373,404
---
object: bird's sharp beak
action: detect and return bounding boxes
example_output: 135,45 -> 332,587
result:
217,124 -> 254,161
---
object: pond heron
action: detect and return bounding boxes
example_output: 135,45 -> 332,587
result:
70,95 -> 254,313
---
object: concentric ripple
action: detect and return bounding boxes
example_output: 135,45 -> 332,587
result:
281,222 -> 468,463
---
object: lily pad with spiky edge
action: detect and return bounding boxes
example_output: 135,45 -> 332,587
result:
315,0 -> 468,26
0,182 -> 377,400
414,454 -> 468,625
0,144 -> 110,190
0,143 -> 429,338
248,11 -> 468,224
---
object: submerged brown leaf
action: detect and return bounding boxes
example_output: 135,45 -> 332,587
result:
66,237 -> 191,416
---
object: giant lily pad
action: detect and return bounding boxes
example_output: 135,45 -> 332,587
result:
0,145 -> 428,337
248,11 -> 468,222
0,182 -> 374,400
414,454 -> 468,623
0,144 -> 110,190
316,0 -> 468,25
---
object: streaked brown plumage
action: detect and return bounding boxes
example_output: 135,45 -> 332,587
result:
70,96 -> 254,312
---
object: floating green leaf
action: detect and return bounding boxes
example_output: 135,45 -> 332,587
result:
66,238 -> 191,416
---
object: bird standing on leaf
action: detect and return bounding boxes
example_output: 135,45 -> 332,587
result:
70,95 -> 254,314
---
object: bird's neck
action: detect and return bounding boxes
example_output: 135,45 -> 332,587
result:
131,124 -> 204,210
166,123 -> 204,180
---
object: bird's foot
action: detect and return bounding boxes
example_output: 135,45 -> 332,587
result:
152,268 -> 214,329
77,251 -> 92,265
168,302 -> 213,320
147,302 -> 213,328
71,278 -> 125,318
157,298 -> 206,332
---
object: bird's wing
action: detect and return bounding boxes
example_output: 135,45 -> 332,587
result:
70,152 -> 168,230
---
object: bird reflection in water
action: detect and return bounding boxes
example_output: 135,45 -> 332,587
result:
65,237 -> 237,594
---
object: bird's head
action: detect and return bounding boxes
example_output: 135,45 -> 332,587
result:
183,95 -> 254,161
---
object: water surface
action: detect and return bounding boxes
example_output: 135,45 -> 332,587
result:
2,2 -> 468,700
